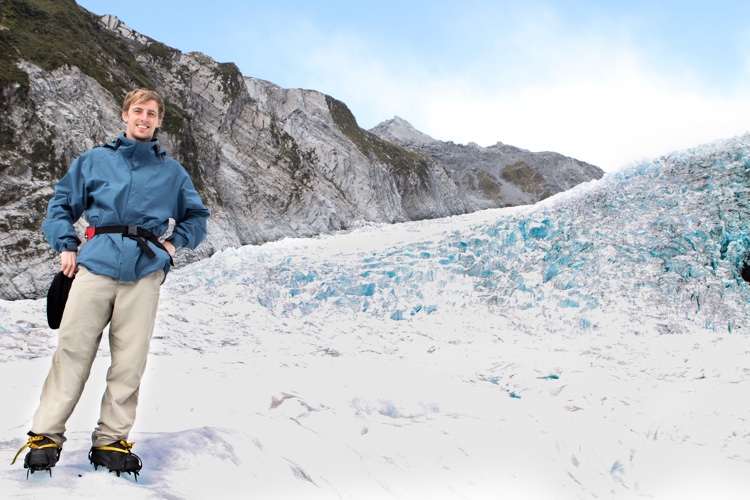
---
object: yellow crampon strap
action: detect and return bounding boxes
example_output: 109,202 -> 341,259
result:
93,440 -> 136,454
11,436 -> 59,465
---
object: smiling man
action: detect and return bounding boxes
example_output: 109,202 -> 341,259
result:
12,89 -> 210,480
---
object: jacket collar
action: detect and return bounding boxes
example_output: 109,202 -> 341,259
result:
105,134 -> 166,157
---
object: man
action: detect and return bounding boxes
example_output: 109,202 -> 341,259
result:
12,89 -> 210,479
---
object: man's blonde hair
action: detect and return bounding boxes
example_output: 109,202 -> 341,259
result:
122,89 -> 164,120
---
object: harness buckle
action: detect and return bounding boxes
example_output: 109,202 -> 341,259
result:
126,226 -> 143,237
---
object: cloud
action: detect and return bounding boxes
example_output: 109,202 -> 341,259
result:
238,3 -> 750,172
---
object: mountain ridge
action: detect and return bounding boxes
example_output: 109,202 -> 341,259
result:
371,116 -> 604,209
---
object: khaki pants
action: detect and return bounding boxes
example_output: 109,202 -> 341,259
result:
31,266 -> 163,448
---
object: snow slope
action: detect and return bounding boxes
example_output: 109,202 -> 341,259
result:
1,134 -> 749,499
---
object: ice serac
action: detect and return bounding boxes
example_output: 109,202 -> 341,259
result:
0,4 -> 601,300
371,116 -> 604,208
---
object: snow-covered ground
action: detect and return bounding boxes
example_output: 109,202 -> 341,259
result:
2,134 -> 749,499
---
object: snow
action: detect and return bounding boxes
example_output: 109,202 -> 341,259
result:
2,134 -> 750,499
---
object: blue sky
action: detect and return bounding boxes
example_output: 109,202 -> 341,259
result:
75,1 -> 750,172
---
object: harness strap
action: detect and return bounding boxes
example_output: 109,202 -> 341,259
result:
86,226 -> 173,266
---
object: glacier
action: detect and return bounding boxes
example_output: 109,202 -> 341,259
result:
0,134 -> 749,499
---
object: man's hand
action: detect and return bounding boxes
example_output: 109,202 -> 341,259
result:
60,251 -> 78,278
163,240 -> 175,256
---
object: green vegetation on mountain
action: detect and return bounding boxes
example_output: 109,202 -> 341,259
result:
0,0 -> 154,101
325,95 -> 431,186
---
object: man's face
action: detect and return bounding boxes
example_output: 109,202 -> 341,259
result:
122,99 -> 163,142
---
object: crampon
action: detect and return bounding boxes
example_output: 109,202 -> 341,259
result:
89,440 -> 142,480
11,435 -> 61,479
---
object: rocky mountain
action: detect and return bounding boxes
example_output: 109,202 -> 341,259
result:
0,0 -> 602,300
371,116 -> 604,209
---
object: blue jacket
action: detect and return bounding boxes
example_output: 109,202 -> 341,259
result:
42,134 -> 210,282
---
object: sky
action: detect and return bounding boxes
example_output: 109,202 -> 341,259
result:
75,0 -> 750,172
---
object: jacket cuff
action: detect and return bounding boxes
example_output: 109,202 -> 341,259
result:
61,240 -> 80,252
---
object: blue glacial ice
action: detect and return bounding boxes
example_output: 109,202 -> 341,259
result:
170,134 -> 750,335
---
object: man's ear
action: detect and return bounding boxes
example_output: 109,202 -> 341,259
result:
121,110 -> 128,123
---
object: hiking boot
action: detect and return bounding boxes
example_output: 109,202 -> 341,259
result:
89,440 -> 142,480
11,435 -> 62,478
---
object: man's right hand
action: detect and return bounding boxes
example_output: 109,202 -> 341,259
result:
60,251 -> 78,278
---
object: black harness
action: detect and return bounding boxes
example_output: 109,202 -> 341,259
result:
86,226 -> 173,265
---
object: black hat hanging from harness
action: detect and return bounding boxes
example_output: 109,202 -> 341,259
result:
46,271 -> 73,329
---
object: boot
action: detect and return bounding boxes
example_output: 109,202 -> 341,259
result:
89,440 -> 142,480
12,435 -> 61,478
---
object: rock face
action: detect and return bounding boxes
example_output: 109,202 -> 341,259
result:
371,116 -> 603,209
0,2 -> 603,300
